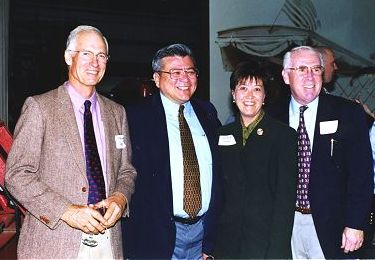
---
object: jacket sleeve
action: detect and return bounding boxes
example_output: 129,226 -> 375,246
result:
5,97 -> 72,229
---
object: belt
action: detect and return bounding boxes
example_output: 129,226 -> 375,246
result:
295,207 -> 311,214
173,215 -> 203,225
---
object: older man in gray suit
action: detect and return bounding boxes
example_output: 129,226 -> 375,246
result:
5,25 -> 137,259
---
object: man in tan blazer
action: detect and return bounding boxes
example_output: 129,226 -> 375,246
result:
5,25 -> 137,259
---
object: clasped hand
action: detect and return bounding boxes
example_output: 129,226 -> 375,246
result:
61,192 -> 126,234
341,227 -> 364,253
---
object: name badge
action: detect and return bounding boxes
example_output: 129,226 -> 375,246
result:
319,120 -> 338,135
115,135 -> 126,149
218,135 -> 236,146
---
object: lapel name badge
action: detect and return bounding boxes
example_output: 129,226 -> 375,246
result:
218,135 -> 236,146
115,135 -> 126,149
320,120 -> 338,135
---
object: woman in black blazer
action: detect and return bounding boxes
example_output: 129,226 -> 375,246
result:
215,62 -> 298,259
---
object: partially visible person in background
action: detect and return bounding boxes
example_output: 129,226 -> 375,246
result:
316,46 -> 338,93
356,99 -> 375,258
215,62 -> 298,258
5,25 -> 137,259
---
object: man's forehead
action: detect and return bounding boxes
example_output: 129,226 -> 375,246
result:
292,50 -> 321,64
161,55 -> 194,68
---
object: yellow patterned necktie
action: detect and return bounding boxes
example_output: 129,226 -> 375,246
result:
178,105 -> 202,218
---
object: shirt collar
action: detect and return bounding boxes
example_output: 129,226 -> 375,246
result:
160,92 -> 192,117
290,95 -> 319,117
64,81 -> 98,113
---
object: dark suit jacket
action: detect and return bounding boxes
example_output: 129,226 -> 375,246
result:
122,92 -> 223,258
215,113 -> 297,259
267,93 -> 373,259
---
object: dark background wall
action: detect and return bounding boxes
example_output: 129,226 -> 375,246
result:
8,0 -> 209,131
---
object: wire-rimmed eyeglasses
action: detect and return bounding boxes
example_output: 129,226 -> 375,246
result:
287,65 -> 324,76
157,68 -> 199,79
68,50 -> 109,63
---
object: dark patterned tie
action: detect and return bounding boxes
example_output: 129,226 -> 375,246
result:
178,105 -> 202,218
296,105 -> 311,210
84,100 -> 106,205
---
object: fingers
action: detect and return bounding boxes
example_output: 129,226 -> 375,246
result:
341,233 -> 346,249
341,228 -> 364,253
61,204 -> 107,234
102,201 -> 122,228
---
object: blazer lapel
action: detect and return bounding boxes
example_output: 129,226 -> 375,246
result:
97,95 -> 116,188
57,85 -> 86,179
190,100 -> 217,150
312,95 -> 335,158
150,93 -> 174,214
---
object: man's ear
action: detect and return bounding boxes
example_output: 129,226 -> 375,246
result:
64,51 -> 72,66
153,72 -> 161,89
281,69 -> 290,85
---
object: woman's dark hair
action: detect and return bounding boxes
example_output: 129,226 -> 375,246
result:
230,61 -> 271,96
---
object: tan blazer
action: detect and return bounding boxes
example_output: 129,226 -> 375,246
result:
5,85 -> 137,259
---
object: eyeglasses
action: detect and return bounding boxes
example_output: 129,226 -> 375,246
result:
68,50 -> 109,63
287,65 -> 324,76
157,68 -> 199,79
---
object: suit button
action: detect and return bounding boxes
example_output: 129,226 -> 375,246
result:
82,187 -> 87,192
40,215 -> 50,224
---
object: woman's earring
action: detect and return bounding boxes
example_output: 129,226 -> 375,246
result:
233,99 -> 236,103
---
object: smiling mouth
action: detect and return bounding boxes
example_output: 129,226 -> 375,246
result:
243,101 -> 256,106
87,71 -> 99,75
176,86 -> 189,90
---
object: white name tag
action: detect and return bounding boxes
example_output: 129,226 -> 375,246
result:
115,135 -> 126,149
319,120 -> 338,135
218,135 -> 236,146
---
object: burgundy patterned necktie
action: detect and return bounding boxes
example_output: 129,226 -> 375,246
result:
296,105 -> 311,210
84,100 -> 106,205
178,105 -> 202,218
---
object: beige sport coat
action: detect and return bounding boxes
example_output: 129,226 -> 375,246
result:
5,85 -> 137,259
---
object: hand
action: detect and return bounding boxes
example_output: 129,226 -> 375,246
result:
61,204 -> 107,234
341,227 -> 364,253
94,192 -> 127,228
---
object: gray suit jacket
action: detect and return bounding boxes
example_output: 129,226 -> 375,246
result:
5,85 -> 137,259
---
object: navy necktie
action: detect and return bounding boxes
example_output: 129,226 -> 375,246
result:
84,100 -> 106,205
178,105 -> 202,218
296,105 -> 311,210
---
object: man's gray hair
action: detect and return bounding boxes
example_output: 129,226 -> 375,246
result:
66,25 -> 109,53
152,43 -> 196,72
283,46 -> 324,68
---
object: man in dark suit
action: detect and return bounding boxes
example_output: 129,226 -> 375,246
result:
122,43 -> 222,259
268,46 -> 373,259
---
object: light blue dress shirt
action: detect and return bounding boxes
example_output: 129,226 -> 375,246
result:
289,96 -> 319,150
160,93 -> 212,218
370,122 -> 375,193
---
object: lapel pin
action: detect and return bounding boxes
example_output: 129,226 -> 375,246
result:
257,128 -> 264,136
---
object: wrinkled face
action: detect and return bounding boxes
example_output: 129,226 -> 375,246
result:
64,31 -> 107,90
153,55 -> 197,105
323,50 -> 338,83
232,77 -> 265,126
282,49 -> 323,105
